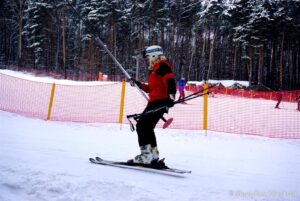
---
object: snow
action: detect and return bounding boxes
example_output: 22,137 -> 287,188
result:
187,79 -> 249,87
29,42 -> 41,48
1,111 -> 299,201
0,70 -> 300,201
0,70 -> 116,86
30,24 -> 39,29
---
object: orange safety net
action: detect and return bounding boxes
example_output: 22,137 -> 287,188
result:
186,85 -> 300,138
0,73 -> 52,118
1,73 -> 300,139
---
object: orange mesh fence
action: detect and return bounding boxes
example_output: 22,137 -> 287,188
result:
188,85 -> 300,102
211,86 -> 300,102
1,72 -> 300,139
51,83 -> 121,123
186,85 -> 300,138
207,94 -> 299,138
0,73 -> 52,118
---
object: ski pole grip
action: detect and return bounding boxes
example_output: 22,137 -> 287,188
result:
162,117 -> 173,129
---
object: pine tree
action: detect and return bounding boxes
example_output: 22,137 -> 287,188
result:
173,0 -> 200,79
7,0 -> 28,66
198,0 -> 226,80
0,0 -> 16,65
23,1 -> 45,67
1,0 -> 299,89
227,0 -> 256,85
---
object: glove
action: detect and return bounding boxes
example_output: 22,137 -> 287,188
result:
167,94 -> 175,108
129,78 -> 141,87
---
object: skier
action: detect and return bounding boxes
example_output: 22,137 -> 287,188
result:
178,77 -> 187,103
129,45 -> 176,164
297,95 -> 300,111
274,92 -> 282,109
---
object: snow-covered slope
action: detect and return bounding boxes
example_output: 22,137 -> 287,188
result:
0,69 -> 116,86
0,110 -> 299,201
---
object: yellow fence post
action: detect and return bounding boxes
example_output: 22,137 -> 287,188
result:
119,80 -> 126,128
47,83 -> 56,120
203,83 -> 208,134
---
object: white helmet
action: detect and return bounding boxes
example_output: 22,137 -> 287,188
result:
144,45 -> 163,58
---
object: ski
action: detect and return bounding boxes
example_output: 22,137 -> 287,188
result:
89,157 -> 191,174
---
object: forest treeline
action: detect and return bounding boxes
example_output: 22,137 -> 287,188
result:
0,0 -> 299,90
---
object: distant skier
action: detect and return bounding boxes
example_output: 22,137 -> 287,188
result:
129,45 -> 176,164
297,95 -> 300,111
274,92 -> 282,109
178,77 -> 187,103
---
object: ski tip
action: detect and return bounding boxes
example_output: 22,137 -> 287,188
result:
95,157 -> 104,162
172,170 -> 192,174
169,169 -> 192,174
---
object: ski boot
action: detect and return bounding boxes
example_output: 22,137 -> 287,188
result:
150,147 -> 167,169
128,144 -> 153,164
151,146 -> 159,162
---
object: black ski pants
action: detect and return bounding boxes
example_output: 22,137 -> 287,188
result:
136,100 -> 167,147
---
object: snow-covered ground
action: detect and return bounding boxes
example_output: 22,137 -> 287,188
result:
0,69 -> 116,86
187,79 -> 250,88
1,69 -> 248,87
0,110 -> 299,201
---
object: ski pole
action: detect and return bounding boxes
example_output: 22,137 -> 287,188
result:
127,87 -> 211,131
127,116 -> 172,131
127,106 -> 173,131
127,105 -> 169,119
128,90 -> 210,122
66,1 -> 172,128
175,92 -> 210,104
181,85 -> 215,101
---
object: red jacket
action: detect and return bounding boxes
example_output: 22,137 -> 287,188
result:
140,60 -> 176,102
